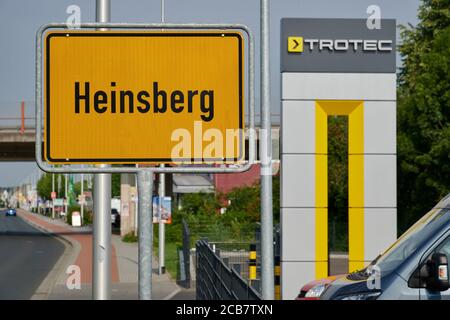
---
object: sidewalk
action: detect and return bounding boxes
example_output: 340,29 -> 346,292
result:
18,209 -> 192,300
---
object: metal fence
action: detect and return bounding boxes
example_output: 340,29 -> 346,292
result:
196,239 -> 261,300
180,216 -> 257,282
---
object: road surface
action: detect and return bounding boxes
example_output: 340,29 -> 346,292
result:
0,211 -> 65,299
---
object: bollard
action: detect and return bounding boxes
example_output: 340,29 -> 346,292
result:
274,255 -> 281,300
249,244 -> 257,281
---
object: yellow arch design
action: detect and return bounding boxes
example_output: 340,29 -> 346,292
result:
315,100 -> 364,278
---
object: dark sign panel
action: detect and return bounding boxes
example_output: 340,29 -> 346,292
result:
281,18 -> 396,73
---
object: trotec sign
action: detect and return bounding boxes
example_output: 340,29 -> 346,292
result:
281,18 -> 396,73
44,31 -> 244,164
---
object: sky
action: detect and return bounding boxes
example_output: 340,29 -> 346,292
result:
0,0 -> 421,187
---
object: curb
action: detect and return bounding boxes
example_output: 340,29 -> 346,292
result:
17,210 -> 81,300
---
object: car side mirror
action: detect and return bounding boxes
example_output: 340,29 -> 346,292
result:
426,253 -> 450,292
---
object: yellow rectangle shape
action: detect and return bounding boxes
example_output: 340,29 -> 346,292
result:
44,31 -> 244,164
288,36 -> 303,52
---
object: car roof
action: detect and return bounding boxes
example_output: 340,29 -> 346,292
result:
434,193 -> 450,209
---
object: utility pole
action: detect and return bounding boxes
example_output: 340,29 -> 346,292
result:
93,0 -> 112,300
158,164 -> 166,274
260,0 -> 274,300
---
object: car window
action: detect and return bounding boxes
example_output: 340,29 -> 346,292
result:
436,236 -> 450,262
408,234 -> 450,288
374,208 -> 450,275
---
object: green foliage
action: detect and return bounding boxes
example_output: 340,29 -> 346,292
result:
36,173 -> 52,199
122,231 -> 138,243
65,205 -> 92,225
83,210 -> 93,225
65,204 -> 80,225
155,177 -> 282,279
328,116 -> 349,251
178,192 -> 219,216
272,175 -> 280,222
153,241 -> 180,280
328,117 -> 349,224
166,178 -> 280,246
37,173 -> 66,200
224,183 -> 261,223
112,173 -> 121,198
397,0 -> 450,232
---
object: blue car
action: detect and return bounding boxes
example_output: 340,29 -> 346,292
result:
5,208 -> 16,216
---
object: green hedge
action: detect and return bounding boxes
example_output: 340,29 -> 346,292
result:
66,205 -> 92,226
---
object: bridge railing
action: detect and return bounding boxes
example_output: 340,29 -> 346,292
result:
0,101 -> 35,132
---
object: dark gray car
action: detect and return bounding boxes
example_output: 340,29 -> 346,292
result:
320,193 -> 450,300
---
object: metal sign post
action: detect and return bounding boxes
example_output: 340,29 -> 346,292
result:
260,0 -> 274,300
51,174 -> 55,219
64,173 -> 68,216
80,173 -> 84,224
93,164 -> 111,299
137,169 -> 153,300
93,0 -> 111,300
158,164 -> 166,275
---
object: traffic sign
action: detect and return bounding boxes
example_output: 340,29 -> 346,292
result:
53,198 -> 64,206
51,191 -> 56,199
44,30 -> 244,164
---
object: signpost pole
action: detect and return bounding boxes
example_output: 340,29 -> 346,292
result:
93,164 -> 111,300
93,0 -> 112,300
81,173 -> 84,225
52,173 -> 55,219
158,164 -> 165,274
64,173 -> 68,215
260,0 -> 274,300
137,169 -> 153,300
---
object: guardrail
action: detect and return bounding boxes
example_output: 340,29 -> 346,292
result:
196,239 -> 261,300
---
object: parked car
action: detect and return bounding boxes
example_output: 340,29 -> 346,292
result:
111,208 -> 120,228
296,275 -> 341,300
5,208 -> 16,216
298,193 -> 450,300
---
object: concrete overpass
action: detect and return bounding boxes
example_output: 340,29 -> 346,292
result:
0,128 -> 35,161
0,126 -> 281,162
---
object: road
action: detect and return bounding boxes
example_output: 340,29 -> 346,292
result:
0,211 -> 65,299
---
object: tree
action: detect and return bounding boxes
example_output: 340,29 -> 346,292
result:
328,117 -> 349,225
397,0 -> 450,232
36,173 -> 52,199
112,173 -> 121,198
